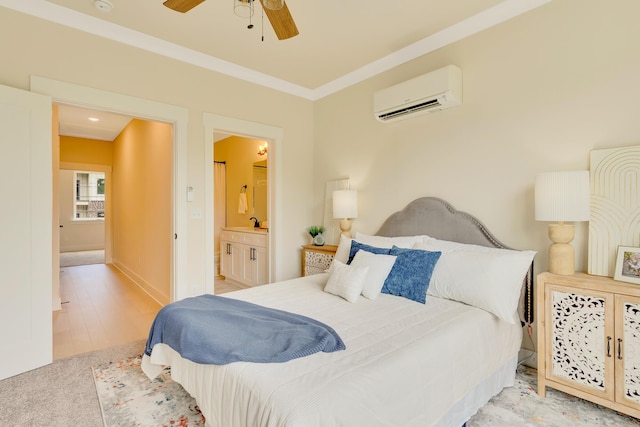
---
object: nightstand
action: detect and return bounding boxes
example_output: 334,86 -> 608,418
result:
301,244 -> 338,276
536,272 -> 640,419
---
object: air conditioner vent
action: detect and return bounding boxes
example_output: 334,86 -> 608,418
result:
374,65 -> 462,123
376,98 -> 442,121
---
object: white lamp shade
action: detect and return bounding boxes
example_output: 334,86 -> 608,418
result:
535,170 -> 590,222
333,190 -> 358,219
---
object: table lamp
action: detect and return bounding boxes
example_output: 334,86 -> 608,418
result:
333,190 -> 358,238
535,170 -> 590,275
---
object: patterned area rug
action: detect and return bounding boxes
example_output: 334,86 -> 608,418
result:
94,357 -> 640,427
469,365 -> 640,426
93,356 -> 205,427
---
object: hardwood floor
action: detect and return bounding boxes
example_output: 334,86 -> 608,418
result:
53,264 -> 162,360
53,263 -> 250,360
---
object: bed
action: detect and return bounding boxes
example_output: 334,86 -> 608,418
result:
142,197 -> 535,427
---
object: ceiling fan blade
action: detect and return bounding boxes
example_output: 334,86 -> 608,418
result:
259,0 -> 299,40
163,0 -> 206,13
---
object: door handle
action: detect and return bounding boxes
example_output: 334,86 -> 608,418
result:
618,338 -> 623,360
59,225 -> 63,228
607,336 -> 612,357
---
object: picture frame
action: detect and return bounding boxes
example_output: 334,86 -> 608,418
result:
614,246 -> 640,285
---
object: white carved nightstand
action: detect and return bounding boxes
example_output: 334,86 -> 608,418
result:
536,272 -> 640,419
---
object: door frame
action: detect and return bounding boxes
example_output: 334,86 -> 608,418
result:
31,76 -> 189,302
203,113 -> 283,293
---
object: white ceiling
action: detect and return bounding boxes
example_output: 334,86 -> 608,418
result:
58,104 -> 132,141
3,0 -> 551,138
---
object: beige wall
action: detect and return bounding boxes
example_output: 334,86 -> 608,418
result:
112,119 -> 172,303
0,6 -> 314,290
314,0 -> 640,279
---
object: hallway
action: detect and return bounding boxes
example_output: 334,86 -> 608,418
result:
53,264 -> 161,360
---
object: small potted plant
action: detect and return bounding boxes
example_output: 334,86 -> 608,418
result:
307,225 -> 326,246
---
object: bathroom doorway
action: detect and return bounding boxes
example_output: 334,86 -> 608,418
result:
203,113 -> 283,293
212,134 -> 269,287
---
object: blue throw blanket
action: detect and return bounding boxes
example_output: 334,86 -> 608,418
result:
144,295 -> 345,364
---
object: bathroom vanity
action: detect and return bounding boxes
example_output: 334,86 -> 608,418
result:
220,227 -> 269,287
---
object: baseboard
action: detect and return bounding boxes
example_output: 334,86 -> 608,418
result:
111,259 -> 170,306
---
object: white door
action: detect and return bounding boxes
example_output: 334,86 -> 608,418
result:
0,84 -> 52,380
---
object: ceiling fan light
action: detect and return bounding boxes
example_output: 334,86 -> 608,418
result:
262,0 -> 284,11
233,0 -> 254,18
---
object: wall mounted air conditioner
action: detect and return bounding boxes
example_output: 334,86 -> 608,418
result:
373,65 -> 462,123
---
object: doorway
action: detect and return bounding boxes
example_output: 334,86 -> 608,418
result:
58,167 -> 108,268
203,113 -> 283,293
31,76 -> 189,303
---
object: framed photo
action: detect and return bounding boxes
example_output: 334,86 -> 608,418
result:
614,246 -> 640,284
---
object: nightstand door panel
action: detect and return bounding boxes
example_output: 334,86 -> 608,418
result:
546,284 -> 615,400
305,250 -> 333,275
615,295 -> 640,410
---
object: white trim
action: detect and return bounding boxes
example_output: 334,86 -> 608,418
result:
1,0 -> 551,100
203,113 -> 283,294
33,76 -> 189,302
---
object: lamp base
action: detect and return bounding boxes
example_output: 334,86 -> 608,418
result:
548,223 -> 576,275
339,218 -> 352,238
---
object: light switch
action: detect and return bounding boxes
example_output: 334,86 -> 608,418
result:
191,208 -> 203,220
187,185 -> 194,202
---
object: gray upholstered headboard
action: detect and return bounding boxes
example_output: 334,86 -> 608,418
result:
375,197 -> 511,249
375,197 -> 533,324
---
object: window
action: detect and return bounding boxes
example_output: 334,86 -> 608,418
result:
74,171 -> 105,220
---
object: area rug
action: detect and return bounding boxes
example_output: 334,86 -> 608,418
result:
469,365 -> 640,426
93,356 -> 205,427
94,358 -> 640,427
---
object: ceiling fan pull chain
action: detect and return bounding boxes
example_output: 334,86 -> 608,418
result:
261,6 -> 264,41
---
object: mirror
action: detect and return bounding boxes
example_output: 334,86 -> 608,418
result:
252,160 -> 268,226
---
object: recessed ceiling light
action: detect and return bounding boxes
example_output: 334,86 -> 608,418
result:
88,117 -> 100,122
92,0 -> 113,13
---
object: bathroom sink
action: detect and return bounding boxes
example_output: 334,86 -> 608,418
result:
224,226 -> 267,232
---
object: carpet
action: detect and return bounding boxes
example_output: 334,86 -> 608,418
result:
93,357 -> 640,427
0,340 -> 145,427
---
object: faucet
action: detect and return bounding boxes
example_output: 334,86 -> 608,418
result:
249,217 -> 260,228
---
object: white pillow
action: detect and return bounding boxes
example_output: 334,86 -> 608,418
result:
324,260 -> 368,303
414,241 -> 535,323
349,250 -> 397,300
334,234 -> 353,264
335,233 -> 434,264
354,232 -> 432,249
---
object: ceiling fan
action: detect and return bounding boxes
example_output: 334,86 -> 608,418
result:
163,0 -> 299,40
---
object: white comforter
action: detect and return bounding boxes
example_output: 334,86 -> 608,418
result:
142,273 -> 522,427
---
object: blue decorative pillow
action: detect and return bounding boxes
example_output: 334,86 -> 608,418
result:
347,241 -> 392,264
381,246 -> 441,304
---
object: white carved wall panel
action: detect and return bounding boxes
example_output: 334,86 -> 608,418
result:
589,145 -> 640,277
551,290 -> 606,391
